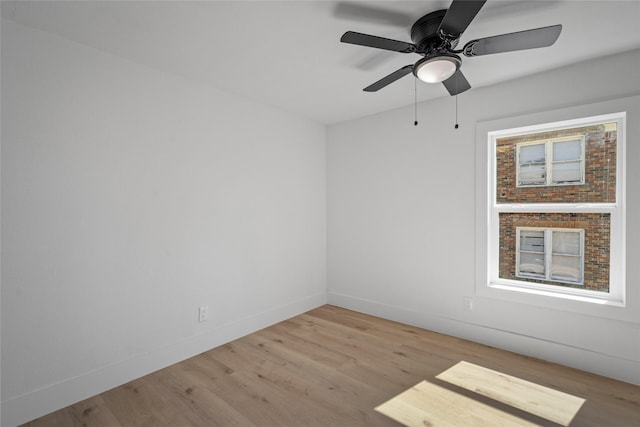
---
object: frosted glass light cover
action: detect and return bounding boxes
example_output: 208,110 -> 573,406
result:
415,58 -> 457,83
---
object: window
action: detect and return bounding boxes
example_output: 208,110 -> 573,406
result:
517,143 -> 546,186
484,111 -> 625,305
516,227 -> 584,285
517,137 -> 585,187
518,229 -> 545,277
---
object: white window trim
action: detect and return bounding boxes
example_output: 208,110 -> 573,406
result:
486,111 -> 625,307
515,227 -> 584,285
516,136 -> 586,187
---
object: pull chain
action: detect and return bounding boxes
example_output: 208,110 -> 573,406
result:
414,78 -> 418,126
454,94 -> 459,129
454,72 -> 459,129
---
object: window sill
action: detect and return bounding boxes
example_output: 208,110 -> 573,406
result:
487,280 -> 624,307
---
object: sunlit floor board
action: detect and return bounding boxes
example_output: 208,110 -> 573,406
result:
376,361 -> 586,427
436,361 -> 585,426
375,380 -> 541,427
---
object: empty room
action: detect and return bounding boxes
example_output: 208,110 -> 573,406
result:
1,1 -> 639,426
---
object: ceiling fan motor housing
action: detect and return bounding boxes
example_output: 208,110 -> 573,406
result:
410,10 -> 458,54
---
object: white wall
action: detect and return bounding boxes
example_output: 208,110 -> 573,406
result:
327,49 -> 640,385
1,20 -> 326,426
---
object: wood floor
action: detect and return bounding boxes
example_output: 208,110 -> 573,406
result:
23,305 -> 640,426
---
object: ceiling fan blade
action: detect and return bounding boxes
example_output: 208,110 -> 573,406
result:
334,2 -> 414,28
463,24 -> 562,56
438,0 -> 487,38
364,65 -> 414,92
442,69 -> 471,96
341,31 -> 416,53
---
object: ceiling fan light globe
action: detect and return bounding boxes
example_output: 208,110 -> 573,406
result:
415,56 -> 460,83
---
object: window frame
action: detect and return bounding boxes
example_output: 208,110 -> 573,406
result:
485,111 -> 625,306
516,136 -> 586,187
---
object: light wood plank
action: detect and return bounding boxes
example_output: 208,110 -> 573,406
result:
375,380 -> 540,427
436,361 -> 585,426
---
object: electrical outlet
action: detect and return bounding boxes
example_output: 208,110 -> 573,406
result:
198,305 -> 209,322
463,297 -> 473,311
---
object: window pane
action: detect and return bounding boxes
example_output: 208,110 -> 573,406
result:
552,231 -> 581,255
519,164 -> 546,185
551,254 -> 581,282
552,161 -> 582,184
553,139 -> 581,161
520,230 -> 544,252
519,252 -> 545,276
519,144 -> 545,164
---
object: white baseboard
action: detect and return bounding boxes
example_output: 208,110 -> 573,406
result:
1,292 -> 326,427
327,291 -> 640,386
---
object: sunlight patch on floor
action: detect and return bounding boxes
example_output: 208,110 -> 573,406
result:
375,361 -> 585,426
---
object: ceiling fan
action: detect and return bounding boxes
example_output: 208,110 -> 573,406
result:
340,0 -> 562,95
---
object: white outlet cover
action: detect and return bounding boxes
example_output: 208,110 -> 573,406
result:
199,305 -> 209,322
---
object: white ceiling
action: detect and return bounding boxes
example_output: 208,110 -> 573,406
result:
2,1 -> 640,124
